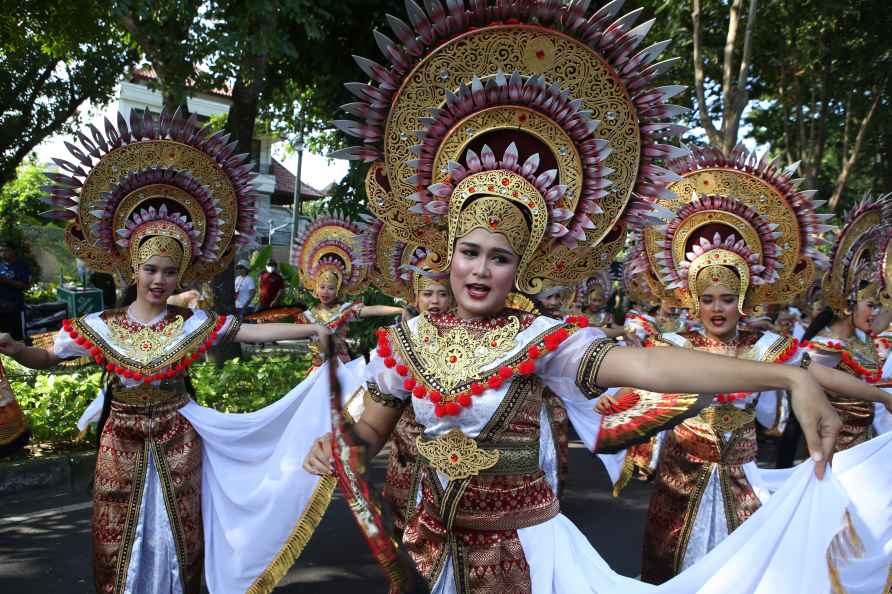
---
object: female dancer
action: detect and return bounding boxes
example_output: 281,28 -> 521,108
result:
0,109 -> 331,594
601,146 -> 892,584
803,194 -> 892,450
621,236 -> 694,347
292,214 -> 404,369
298,2 -> 892,587
360,219 -> 454,536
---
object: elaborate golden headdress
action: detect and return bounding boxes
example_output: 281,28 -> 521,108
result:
574,270 -> 612,310
822,193 -> 892,316
359,217 -> 448,303
293,213 -> 368,296
643,145 -> 832,314
622,233 -> 660,308
43,108 -> 257,287
331,1 -> 691,294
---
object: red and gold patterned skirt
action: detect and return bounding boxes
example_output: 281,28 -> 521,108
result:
829,394 -> 875,452
92,392 -> 203,594
640,418 -> 760,584
382,406 -> 423,535
0,360 -> 29,456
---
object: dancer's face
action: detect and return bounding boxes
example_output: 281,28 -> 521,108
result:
416,282 -> 452,315
450,228 -> 518,319
699,285 -> 741,340
852,297 -> 878,333
316,281 -> 338,306
539,292 -> 564,317
776,312 -> 796,333
136,255 -> 179,306
586,289 -> 607,313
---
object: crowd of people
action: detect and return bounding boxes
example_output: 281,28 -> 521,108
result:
0,2 -> 891,594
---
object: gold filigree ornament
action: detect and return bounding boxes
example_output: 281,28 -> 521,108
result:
415,429 -> 499,481
43,108 -> 257,287
444,170 -> 547,293
407,314 -> 520,394
107,315 -> 186,364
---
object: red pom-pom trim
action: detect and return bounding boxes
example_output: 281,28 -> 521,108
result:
517,359 -> 536,375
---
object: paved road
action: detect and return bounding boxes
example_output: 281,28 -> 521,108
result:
0,439 -> 652,593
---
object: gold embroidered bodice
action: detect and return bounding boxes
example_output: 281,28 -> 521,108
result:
409,313 -> 521,392
107,312 -> 186,364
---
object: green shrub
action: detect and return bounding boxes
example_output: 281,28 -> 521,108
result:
4,353 -> 314,446
189,354 -> 313,412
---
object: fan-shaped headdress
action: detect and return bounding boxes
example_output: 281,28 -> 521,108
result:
358,217 -> 448,303
331,0 -> 691,294
574,269 -> 613,310
642,145 -> 833,315
823,193 -> 892,316
43,108 -> 258,287
622,233 -> 659,307
294,213 -> 368,296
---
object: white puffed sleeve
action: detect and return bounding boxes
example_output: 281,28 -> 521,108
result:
537,326 -> 614,405
537,327 -> 616,450
362,339 -> 412,408
52,326 -> 90,359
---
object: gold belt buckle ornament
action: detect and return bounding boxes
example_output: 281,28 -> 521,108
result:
696,405 -> 754,433
416,428 -> 499,481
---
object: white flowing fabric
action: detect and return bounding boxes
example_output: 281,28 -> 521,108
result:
178,357 -> 365,594
528,433 -> 892,594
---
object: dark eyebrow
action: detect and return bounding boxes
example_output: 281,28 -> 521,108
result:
457,241 -> 479,249
489,247 -> 515,257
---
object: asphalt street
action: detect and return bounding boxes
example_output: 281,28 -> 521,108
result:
0,439 -> 653,593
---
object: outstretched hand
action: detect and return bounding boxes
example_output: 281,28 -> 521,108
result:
0,333 -> 23,358
789,369 -> 842,480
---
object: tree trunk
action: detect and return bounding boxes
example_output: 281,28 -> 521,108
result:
829,87 -> 884,210
208,9 -> 275,365
691,0 -> 723,148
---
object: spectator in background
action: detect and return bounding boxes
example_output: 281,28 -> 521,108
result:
234,260 -> 256,317
0,241 -> 30,341
258,259 -> 285,311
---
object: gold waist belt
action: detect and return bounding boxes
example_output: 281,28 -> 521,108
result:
112,380 -> 185,405
416,428 -> 539,481
691,404 -> 755,433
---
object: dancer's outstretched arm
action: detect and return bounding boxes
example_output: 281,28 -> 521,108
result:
0,333 -> 61,369
598,346 -> 841,478
807,360 -> 892,410
356,304 -> 406,319
234,322 -> 330,344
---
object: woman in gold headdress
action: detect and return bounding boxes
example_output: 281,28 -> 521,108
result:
359,220 -> 454,536
800,194 -> 892,451
296,4 -> 892,592
291,214 -> 405,370
621,234 -> 695,347
599,146 -> 892,584
0,109 -> 334,594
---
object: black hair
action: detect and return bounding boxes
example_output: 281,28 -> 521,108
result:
802,307 -> 837,342
118,284 -> 138,308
